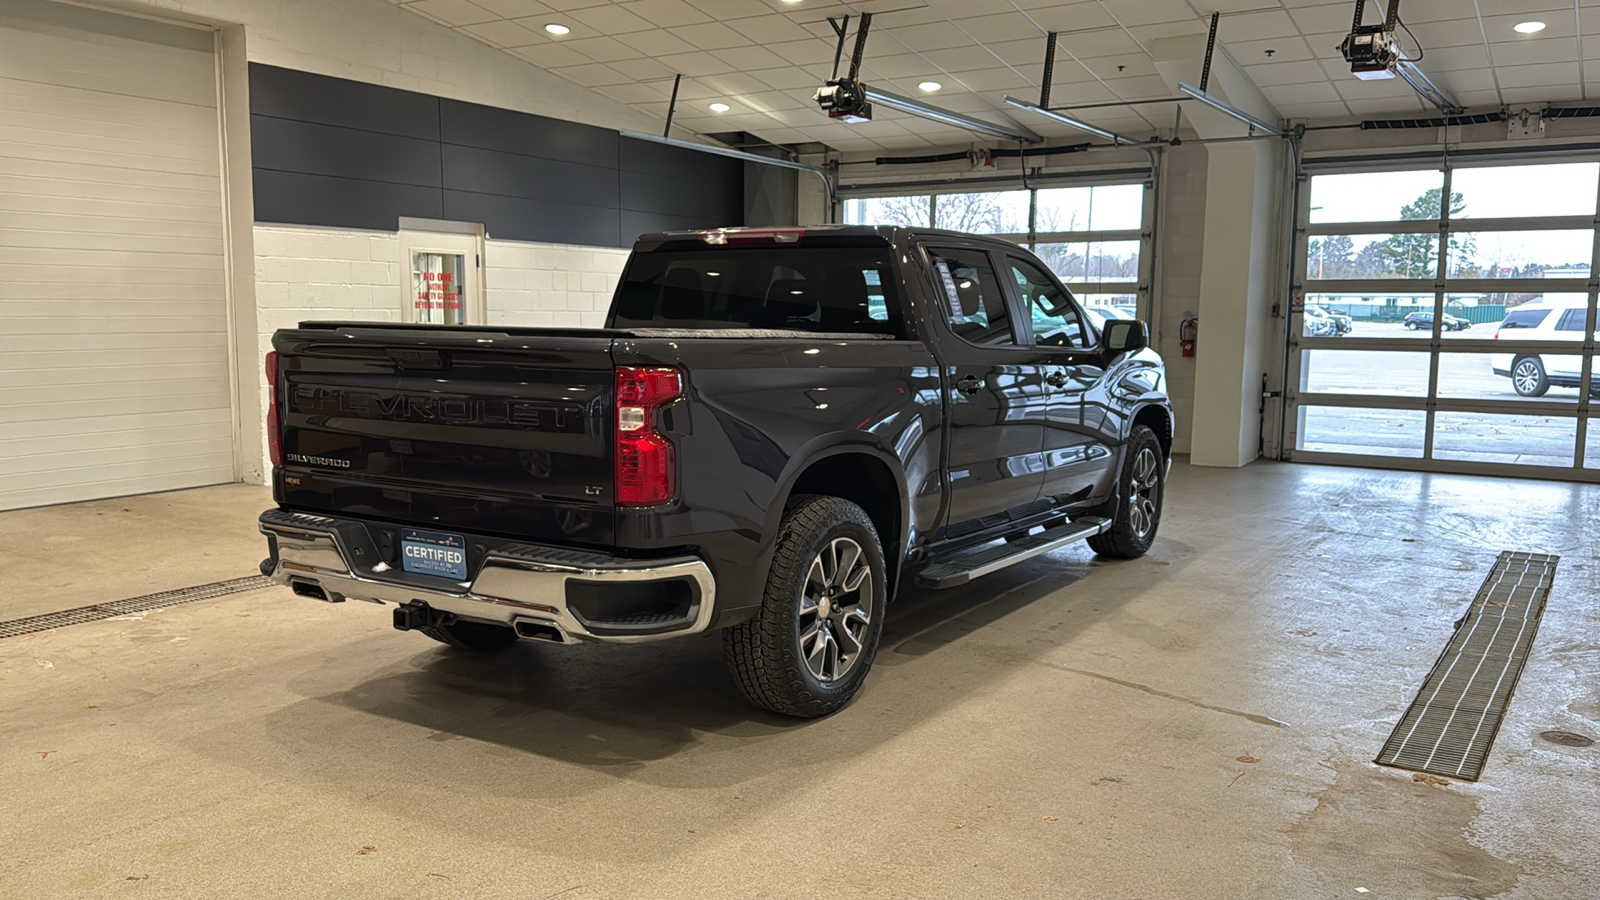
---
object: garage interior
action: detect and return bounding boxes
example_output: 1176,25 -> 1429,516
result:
2,0 -> 1598,896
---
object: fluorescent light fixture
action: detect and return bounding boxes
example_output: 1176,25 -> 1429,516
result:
918,81 -> 942,93
1514,21 -> 1546,34
1003,95 -> 1138,145
1176,82 -> 1281,136
708,102 -> 730,112
864,86 -> 1041,143
544,23 -> 570,35
619,130 -> 831,194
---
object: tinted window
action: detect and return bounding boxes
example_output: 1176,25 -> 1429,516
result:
1499,308 -> 1552,330
1556,308 -> 1589,332
929,247 -> 1016,346
612,249 -> 902,335
1010,257 -> 1088,348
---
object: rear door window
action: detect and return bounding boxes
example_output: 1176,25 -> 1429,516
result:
926,247 -> 1017,346
1499,308 -> 1552,330
611,249 -> 902,336
1556,308 -> 1588,332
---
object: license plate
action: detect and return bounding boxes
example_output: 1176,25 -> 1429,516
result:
400,529 -> 468,580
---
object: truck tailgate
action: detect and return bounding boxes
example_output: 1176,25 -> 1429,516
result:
273,326 -> 617,546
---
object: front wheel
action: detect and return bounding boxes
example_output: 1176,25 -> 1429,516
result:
1087,425 -> 1164,559
1405,321 -> 1419,330
1511,356 -> 1550,397
723,495 -> 887,718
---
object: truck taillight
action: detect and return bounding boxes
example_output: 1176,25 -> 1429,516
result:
265,351 -> 283,468
615,366 -> 682,506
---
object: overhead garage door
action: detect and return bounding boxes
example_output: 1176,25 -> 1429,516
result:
0,0 -> 233,510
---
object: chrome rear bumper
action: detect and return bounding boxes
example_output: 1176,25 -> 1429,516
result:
259,510 -> 715,644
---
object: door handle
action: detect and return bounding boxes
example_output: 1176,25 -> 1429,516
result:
956,374 -> 984,394
1045,370 -> 1070,388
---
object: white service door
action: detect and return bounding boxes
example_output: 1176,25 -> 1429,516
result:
0,0 -> 233,510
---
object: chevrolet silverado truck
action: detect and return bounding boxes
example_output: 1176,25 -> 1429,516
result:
259,226 -> 1174,717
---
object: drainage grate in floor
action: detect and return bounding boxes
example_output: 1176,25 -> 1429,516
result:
1376,551 -> 1559,782
0,575 -> 274,640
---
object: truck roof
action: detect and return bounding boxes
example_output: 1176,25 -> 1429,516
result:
631,224 -> 1025,250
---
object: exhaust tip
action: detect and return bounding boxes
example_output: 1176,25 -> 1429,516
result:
514,619 -> 566,643
291,579 -> 335,602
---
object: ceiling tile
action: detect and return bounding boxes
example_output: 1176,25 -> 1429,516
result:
566,4 -> 656,33
1261,81 -> 1342,106
469,0 -> 557,19
712,45 -> 790,71
924,44 -> 1006,73
616,0 -> 713,28
668,22 -> 756,51
768,38 -> 838,66
1101,0 -> 1197,27
1056,27 -> 1143,60
403,0 -> 502,27
555,35 -> 646,62
507,43 -> 594,68
726,14 -> 816,44
947,11 -> 1043,46
1491,36 -> 1578,67
1494,60 -> 1581,89
1081,55 -> 1159,79
614,29 -> 699,56
539,0 -> 614,10
1244,59 -> 1330,85
863,53 -> 938,79
461,19 -> 547,46
751,66 -> 828,91
1228,38 -> 1313,65
1283,100 -> 1353,121
1284,3 -> 1359,35
1126,20 -> 1209,42
887,21 -> 976,52
684,0 -> 773,21
551,61 -> 634,85
1407,18 -> 1496,49
1217,9 -> 1300,41
655,50 -> 739,77
1412,44 -> 1492,72
1022,2 -> 1118,32
608,57 -> 679,80
945,67 -> 1033,92
597,82 -> 674,103
697,71 -> 774,96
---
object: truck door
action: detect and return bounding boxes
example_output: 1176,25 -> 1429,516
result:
921,245 -> 1048,536
1003,254 -> 1118,506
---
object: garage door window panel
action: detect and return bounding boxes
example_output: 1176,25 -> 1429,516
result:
933,190 -> 1029,235
1448,163 -> 1600,219
1432,412 -> 1577,467
1298,406 -> 1427,458
1446,230 -> 1594,279
1436,352 -> 1586,403
1299,349 -> 1430,397
1308,170 -> 1445,224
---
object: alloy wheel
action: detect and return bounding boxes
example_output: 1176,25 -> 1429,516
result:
1514,360 -> 1542,395
798,537 -> 874,683
1128,447 -> 1160,540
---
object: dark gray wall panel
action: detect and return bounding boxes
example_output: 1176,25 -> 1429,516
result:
441,99 -> 618,169
252,115 -> 443,187
441,144 -> 618,208
248,63 -> 440,141
249,65 -> 742,247
443,190 -> 620,247
253,170 -> 443,231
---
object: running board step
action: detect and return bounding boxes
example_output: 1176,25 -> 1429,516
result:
915,517 -> 1111,589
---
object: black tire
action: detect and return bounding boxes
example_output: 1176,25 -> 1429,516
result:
1511,356 -> 1550,397
723,495 -> 887,718
419,618 -> 519,650
1405,321 -> 1419,330
1086,425 -> 1165,560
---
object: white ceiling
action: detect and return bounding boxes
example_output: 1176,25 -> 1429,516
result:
391,0 -> 1600,152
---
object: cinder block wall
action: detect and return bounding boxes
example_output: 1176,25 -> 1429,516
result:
1155,144 -> 1209,456
252,225 -> 631,469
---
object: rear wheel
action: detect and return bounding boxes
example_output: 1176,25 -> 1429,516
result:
419,618 -> 519,650
723,495 -> 886,718
1087,425 -> 1164,560
1511,356 -> 1550,397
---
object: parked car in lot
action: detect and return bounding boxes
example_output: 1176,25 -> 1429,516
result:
1404,310 -> 1471,331
258,226 -> 1174,717
1307,305 -> 1352,334
1489,298 -> 1594,396
1303,306 -> 1341,337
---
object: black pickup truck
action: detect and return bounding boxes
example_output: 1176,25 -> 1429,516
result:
260,226 -> 1173,717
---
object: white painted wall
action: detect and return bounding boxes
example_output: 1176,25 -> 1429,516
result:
251,225 -> 630,472
118,0 -> 661,135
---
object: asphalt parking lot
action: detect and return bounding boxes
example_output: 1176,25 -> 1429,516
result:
1295,323 -> 1598,466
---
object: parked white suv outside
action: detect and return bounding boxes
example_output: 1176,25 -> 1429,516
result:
1489,298 -> 1594,397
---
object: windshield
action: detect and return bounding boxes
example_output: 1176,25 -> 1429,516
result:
611,248 -> 903,336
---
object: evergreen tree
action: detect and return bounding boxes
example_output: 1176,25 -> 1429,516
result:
1368,188 -> 1475,278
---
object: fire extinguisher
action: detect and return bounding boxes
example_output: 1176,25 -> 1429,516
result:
1180,318 -> 1198,357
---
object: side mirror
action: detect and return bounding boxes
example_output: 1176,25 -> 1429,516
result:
1101,319 -> 1148,354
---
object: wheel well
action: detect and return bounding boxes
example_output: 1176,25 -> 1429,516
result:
789,453 -> 902,585
1133,406 -> 1172,459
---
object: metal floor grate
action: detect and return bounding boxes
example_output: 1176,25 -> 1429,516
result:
0,575 -> 274,640
1376,551 -> 1558,782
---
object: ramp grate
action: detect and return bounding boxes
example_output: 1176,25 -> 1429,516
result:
1376,551 -> 1558,782
0,575 -> 273,640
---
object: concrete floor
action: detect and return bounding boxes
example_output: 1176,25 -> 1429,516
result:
2,462 -> 1597,898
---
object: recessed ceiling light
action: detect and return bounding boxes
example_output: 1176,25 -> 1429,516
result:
1514,21 -> 1546,34
918,81 -> 943,92
709,102 -> 730,112
544,23 -> 570,35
